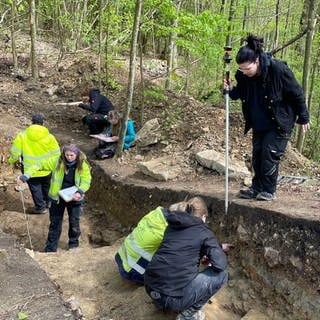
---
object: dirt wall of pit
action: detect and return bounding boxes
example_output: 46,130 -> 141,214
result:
88,162 -> 320,320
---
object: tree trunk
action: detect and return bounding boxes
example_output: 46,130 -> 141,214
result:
274,0 -> 281,48
225,0 -> 236,47
98,0 -> 103,89
165,1 -> 182,90
10,0 -> 18,69
307,35 -> 320,110
138,31 -> 145,126
29,0 -> 38,79
242,1 -> 249,32
115,0 -> 143,157
104,4 -> 111,86
296,0 -> 317,152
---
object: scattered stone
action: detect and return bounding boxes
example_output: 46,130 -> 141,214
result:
137,156 -> 182,181
264,247 -> 280,268
289,255 -> 303,271
135,118 -> 161,147
195,149 -> 250,178
65,296 -> 83,319
237,224 -> 250,243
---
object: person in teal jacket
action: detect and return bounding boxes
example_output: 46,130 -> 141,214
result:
105,110 -> 136,149
94,110 -> 136,159
17,144 -> 91,252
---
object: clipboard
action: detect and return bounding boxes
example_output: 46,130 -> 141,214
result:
58,186 -> 78,202
89,134 -> 115,143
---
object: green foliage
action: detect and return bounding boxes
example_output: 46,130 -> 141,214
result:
17,312 -> 28,320
2,0 -> 320,160
143,86 -> 167,102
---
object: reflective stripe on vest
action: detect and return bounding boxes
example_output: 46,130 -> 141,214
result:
129,233 -> 153,262
121,244 -> 145,274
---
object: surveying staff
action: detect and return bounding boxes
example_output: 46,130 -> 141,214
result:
79,88 -> 114,134
144,197 -> 233,320
223,34 -> 310,201
9,114 -> 60,214
17,145 -> 91,252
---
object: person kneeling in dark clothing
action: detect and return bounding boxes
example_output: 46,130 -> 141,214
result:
79,88 -> 114,134
144,197 -> 234,320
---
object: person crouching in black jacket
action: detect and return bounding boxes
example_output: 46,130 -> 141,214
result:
144,197 -> 233,320
79,88 -> 114,134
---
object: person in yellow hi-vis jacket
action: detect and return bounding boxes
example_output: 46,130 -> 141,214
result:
9,114 -> 60,214
115,200 -> 191,285
17,145 -> 91,252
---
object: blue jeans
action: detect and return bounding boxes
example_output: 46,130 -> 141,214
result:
115,253 -> 144,285
45,199 -> 82,252
147,268 -> 228,317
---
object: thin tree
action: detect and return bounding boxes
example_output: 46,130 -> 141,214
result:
115,0 -> 143,157
10,0 -> 17,69
29,0 -> 38,79
296,0 -> 318,152
98,0 -> 103,89
225,0 -> 236,47
274,0 -> 281,48
165,0 -> 182,90
138,29 -> 145,126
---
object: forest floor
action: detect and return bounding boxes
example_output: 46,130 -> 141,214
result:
0,35 -> 319,320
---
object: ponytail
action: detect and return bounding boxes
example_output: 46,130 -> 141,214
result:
236,34 -> 264,64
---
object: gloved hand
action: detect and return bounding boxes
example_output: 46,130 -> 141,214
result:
15,174 -> 29,191
78,103 -> 86,109
78,103 -> 91,111
19,174 -> 29,183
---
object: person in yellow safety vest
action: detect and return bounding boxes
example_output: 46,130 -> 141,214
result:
9,114 -> 60,214
115,201 -> 186,285
17,144 -> 91,252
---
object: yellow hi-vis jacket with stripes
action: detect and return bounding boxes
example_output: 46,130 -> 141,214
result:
9,124 -> 60,177
118,206 -> 168,275
23,153 -> 91,201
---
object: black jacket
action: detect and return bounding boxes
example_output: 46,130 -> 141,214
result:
230,52 -> 309,134
81,89 -> 114,115
144,210 -> 227,297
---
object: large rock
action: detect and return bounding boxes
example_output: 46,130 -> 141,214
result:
135,118 -> 161,147
196,149 -> 250,178
137,156 -> 181,181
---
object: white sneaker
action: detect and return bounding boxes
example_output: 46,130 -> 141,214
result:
176,310 -> 205,320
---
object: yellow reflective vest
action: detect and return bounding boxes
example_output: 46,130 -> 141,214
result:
9,124 -> 60,177
118,206 -> 168,275
24,153 -> 91,201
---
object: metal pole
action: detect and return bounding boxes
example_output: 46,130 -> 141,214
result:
18,186 -> 33,250
223,46 -> 232,214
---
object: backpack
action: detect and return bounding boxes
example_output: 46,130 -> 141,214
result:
94,141 -> 117,159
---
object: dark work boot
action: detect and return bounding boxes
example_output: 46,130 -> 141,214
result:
238,187 -> 258,199
256,192 -> 276,201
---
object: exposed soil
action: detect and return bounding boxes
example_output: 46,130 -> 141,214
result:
0,36 -> 319,320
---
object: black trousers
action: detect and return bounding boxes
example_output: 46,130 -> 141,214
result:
27,175 -> 51,210
251,129 -> 290,194
82,113 -> 108,134
45,199 -> 82,252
